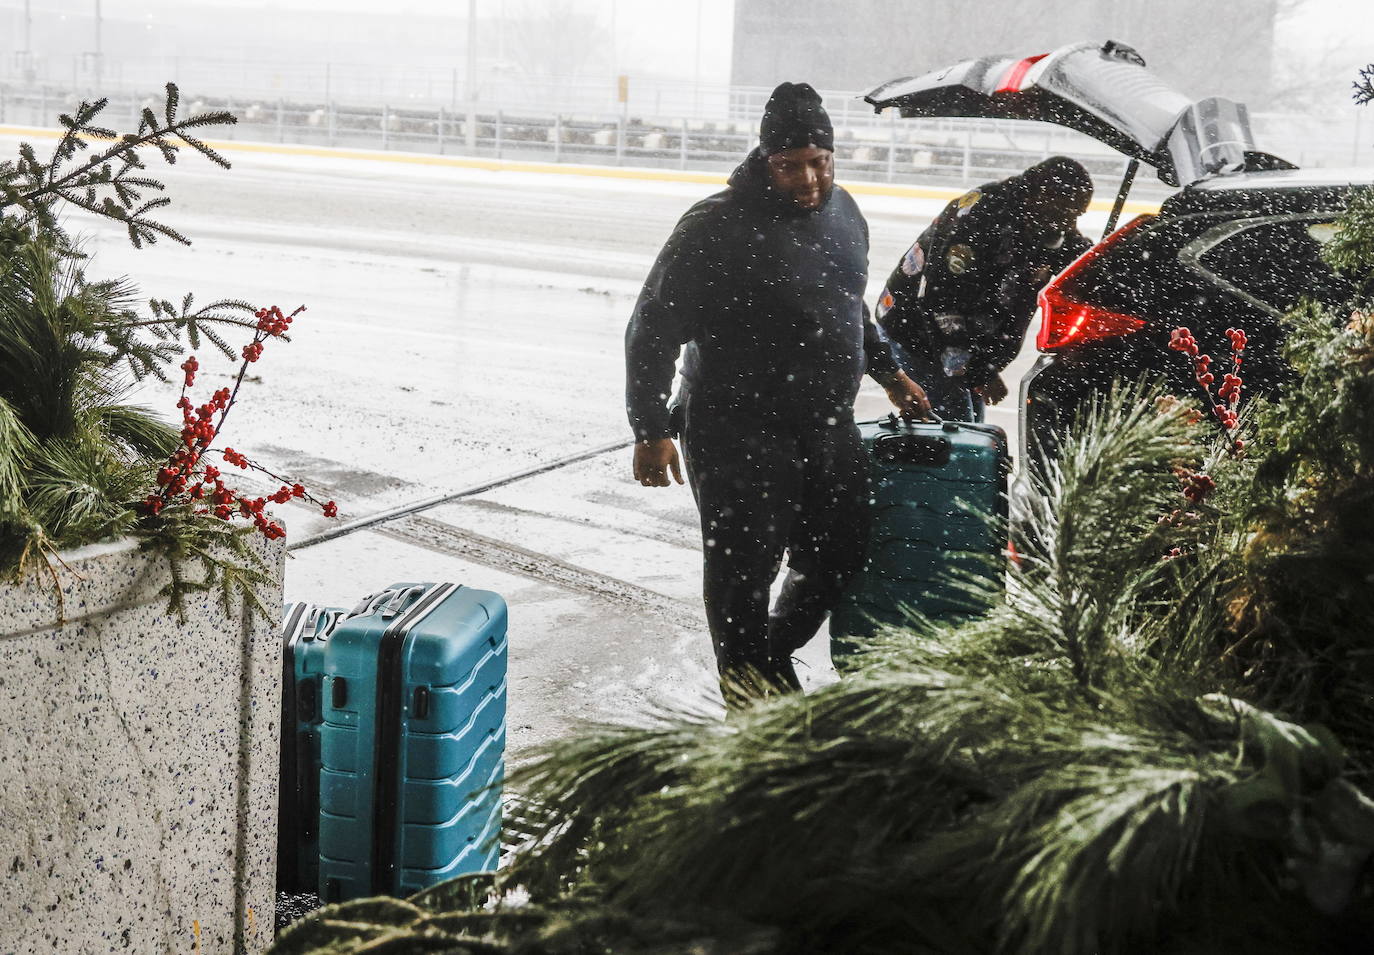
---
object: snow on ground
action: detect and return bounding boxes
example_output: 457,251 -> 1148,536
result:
3,133 -> 1076,757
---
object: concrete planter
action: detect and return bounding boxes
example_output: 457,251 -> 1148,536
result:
0,536 -> 286,954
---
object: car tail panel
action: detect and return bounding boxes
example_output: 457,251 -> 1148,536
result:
1035,215 -> 1156,351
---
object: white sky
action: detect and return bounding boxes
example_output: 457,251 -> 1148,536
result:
21,0 -> 1374,89
81,0 -> 739,83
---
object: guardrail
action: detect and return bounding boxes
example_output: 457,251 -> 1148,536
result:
0,84 -> 1152,190
0,82 -> 1365,194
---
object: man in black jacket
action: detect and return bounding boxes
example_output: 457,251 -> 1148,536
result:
875,156 -> 1094,420
625,82 -> 927,706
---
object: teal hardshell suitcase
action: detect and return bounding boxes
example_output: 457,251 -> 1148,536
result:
278,601 -> 345,895
317,582 -> 507,902
830,415 -> 1010,663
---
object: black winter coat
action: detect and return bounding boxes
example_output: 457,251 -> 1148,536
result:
876,175 -> 1092,389
625,148 -> 899,441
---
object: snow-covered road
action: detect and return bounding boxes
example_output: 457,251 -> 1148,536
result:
7,134 -> 1084,758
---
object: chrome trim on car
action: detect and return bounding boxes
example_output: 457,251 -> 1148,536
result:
1017,352 -> 1058,468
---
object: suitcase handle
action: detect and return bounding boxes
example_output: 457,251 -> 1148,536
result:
381,584 -> 429,619
883,411 -> 957,433
343,584 -> 427,621
346,590 -> 394,619
873,431 -> 952,467
303,606 -> 345,641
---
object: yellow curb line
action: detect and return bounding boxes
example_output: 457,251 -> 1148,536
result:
0,123 -> 1161,215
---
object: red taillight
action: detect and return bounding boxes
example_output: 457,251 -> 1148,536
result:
995,53 -> 1048,93
1035,298 -> 1145,350
1035,214 -> 1156,352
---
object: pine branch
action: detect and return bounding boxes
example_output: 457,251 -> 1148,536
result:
199,325 -> 238,361
88,294 -> 256,381
0,82 -> 237,246
0,395 -> 37,514
137,507 -> 273,622
1355,64 -> 1374,106
175,131 -> 232,170
1017,381 -> 1201,690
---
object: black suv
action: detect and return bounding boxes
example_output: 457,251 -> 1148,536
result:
865,40 -> 1370,471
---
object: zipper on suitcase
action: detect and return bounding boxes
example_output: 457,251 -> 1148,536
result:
298,676 -> 318,722
368,582 -> 461,895
277,603 -> 311,893
299,729 -> 318,840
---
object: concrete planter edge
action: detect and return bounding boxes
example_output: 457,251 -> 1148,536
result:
0,533 -> 286,954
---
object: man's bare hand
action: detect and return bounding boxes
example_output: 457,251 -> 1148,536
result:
882,371 -> 932,421
973,374 -> 1009,405
633,438 -> 683,487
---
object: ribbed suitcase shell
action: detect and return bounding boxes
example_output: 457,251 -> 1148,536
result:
277,602 -> 345,895
831,415 -> 1009,663
317,582 -> 507,901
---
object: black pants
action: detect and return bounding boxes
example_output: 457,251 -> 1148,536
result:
682,400 -> 871,705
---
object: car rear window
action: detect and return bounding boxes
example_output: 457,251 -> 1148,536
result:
1194,217 -> 1351,314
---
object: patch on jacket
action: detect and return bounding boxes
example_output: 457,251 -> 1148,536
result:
876,287 -> 895,318
900,241 -> 925,276
955,191 -> 982,216
934,313 -> 965,335
941,346 -> 971,377
946,243 -> 974,275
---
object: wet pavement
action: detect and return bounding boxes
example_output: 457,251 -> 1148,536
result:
3,133 -> 1099,759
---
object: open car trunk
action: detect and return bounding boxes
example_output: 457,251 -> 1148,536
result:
863,40 -> 1274,188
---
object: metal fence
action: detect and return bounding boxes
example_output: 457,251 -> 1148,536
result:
0,65 -> 1368,195
0,82 -> 1164,191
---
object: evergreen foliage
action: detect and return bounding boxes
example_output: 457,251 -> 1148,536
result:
1227,179 -> 1374,780
0,222 -> 176,576
0,86 -> 274,611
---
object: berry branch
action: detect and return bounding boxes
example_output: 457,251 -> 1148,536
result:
140,304 -> 337,542
1158,326 -> 1249,546
1168,325 -> 1247,455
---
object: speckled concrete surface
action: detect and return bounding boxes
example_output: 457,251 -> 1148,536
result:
0,535 -> 285,954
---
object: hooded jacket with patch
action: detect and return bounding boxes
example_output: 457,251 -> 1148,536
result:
625,148 -> 899,441
875,174 -> 1092,389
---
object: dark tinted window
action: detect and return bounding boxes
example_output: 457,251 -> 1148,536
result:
1196,218 -> 1351,313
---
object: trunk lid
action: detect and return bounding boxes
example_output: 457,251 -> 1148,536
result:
863,40 -> 1259,187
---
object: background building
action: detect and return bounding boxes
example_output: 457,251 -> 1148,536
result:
730,0 -> 1280,104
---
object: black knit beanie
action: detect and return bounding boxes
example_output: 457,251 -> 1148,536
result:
759,82 -> 834,155
1022,155 -> 1094,202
